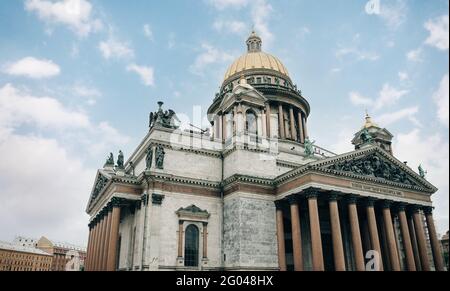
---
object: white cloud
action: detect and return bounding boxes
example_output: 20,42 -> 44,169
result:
251,0 -> 273,45
406,48 -> 423,62
336,35 -> 380,62
376,106 -> 421,127
336,47 -> 380,61
395,129 -> 449,234
0,84 -> 89,130
398,71 -> 409,82
0,83 -> 130,244
24,0 -> 102,37
168,33 -> 176,49
433,74 -> 449,128
0,131 -> 94,245
213,20 -> 247,35
424,15 -> 449,51
3,57 -> 60,79
126,64 -> 155,87
98,38 -> 134,60
207,0 -> 248,10
349,84 -> 408,110
349,91 -> 373,106
190,43 -> 234,75
207,0 -> 274,45
365,0 -> 408,30
143,24 -> 154,41
375,83 -> 408,109
73,84 -> 102,98
330,68 -> 342,74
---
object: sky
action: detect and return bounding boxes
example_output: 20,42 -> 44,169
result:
0,0 -> 448,246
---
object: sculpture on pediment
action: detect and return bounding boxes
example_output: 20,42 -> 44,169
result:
92,175 -> 108,200
155,146 -> 165,169
360,128 -> 373,144
304,137 -> 315,157
149,101 -> 180,130
328,153 -> 418,186
418,165 -> 427,179
146,145 -> 153,170
104,153 -> 114,167
116,150 -> 125,169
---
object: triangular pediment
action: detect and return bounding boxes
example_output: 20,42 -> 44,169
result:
86,170 -> 112,210
219,84 -> 267,111
307,146 -> 437,193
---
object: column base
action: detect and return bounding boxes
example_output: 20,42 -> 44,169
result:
201,258 -> 209,269
176,257 -> 185,267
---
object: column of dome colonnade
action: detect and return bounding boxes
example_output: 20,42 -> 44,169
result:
214,102 -> 308,143
85,197 -> 125,271
274,189 -> 438,272
274,102 -> 307,143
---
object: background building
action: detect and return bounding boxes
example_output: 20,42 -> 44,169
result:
12,236 -> 86,271
0,241 -> 52,271
442,231 -> 449,270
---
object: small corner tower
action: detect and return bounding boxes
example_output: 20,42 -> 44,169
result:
352,112 -> 394,154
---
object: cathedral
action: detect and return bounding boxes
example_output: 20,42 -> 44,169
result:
84,31 -> 445,271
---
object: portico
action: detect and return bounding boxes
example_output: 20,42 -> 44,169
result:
273,146 -> 443,271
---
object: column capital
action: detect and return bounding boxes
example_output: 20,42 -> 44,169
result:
304,187 -> 320,199
274,200 -> 286,210
328,191 -> 341,201
111,197 -> 126,208
408,204 -> 423,214
365,197 -> 378,207
423,206 -> 434,215
179,219 -> 184,225
202,222 -> 209,227
395,202 -> 408,212
380,200 -> 394,209
287,195 -> 299,205
346,195 -> 359,204
152,193 -> 165,205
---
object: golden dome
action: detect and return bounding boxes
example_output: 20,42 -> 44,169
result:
223,31 -> 290,82
223,52 -> 290,81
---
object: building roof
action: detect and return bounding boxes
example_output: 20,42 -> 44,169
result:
14,236 -> 86,252
223,31 -> 290,82
0,241 -> 52,256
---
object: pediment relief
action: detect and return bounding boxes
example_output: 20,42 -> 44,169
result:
88,171 -> 111,207
309,146 -> 437,193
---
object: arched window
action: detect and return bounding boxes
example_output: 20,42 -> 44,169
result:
246,110 -> 258,136
184,225 -> 199,267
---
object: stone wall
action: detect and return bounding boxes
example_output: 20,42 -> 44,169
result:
223,193 -> 278,270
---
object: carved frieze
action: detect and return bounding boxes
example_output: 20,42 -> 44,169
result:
327,153 -> 419,187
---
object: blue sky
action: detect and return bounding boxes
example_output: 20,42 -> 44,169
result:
0,0 -> 448,246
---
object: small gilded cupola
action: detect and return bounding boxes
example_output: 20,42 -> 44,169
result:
352,112 -> 394,154
246,30 -> 262,53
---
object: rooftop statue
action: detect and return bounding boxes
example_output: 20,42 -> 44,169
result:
117,150 -> 125,169
149,101 -> 180,130
418,164 -> 428,179
360,128 -> 373,144
104,153 -> 114,167
304,137 -> 316,157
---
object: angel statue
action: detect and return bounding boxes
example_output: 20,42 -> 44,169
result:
304,137 -> 316,157
418,164 -> 428,179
